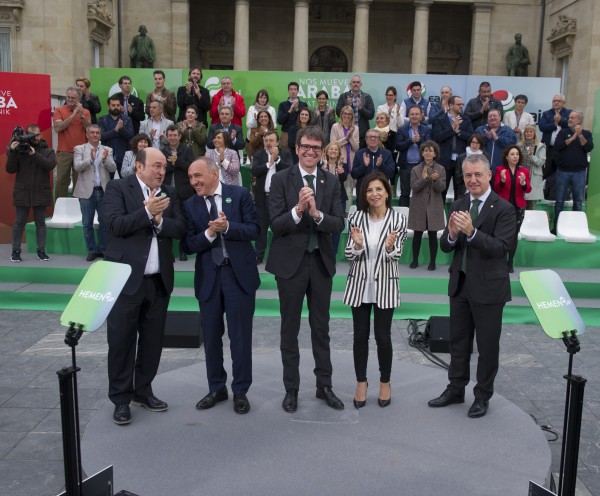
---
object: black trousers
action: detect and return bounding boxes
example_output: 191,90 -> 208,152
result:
399,163 -> 419,207
448,272 -> 504,401
351,303 -> 394,383
277,250 -> 333,391
107,275 -> 169,405
255,194 -> 269,259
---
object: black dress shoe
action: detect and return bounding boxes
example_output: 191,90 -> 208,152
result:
132,394 -> 168,412
427,388 -> 465,408
86,252 -> 97,262
196,387 -> 228,409
282,389 -> 298,413
427,263 -> 436,271
179,253 -> 188,261
468,399 -> 489,418
409,260 -> 418,269
316,386 -> 344,410
113,404 -> 131,425
233,394 -> 251,414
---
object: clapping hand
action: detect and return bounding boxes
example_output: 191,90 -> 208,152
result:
350,226 -> 363,250
500,169 -> 507,182
385,231 -> 398,252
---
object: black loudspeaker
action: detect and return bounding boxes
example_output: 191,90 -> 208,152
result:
163,311 -> 203,348
426,316 -> 450,353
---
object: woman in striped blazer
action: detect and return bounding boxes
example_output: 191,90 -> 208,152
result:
343,172 -> 407,409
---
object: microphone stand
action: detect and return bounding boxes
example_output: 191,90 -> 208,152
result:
57,322 -> 85,496
557,330 -> 586,496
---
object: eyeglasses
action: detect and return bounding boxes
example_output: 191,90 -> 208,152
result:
298,144 -> 323,152
366,135 -> 380,140
386,93 -> 395,97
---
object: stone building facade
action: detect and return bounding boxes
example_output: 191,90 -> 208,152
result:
0,0 -> 597,125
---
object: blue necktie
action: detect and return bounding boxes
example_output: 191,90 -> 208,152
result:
207,195 -> 225,266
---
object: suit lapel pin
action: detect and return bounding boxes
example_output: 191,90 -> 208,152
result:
320,179 -> 324,184
225,197 -> 232,204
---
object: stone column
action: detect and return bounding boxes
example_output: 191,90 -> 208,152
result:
469,2 -> 493,75
171,0 -> 190,69
233,0 -> 250,70
293,0 -> 311,71
411,1 -> 433,74
352,0 -> 373,72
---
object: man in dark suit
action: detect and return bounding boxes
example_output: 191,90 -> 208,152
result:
431,95 -> 474,203
176,66 -> 211,124
396,106 -> 431,206
335,75 -> 375,148
266,127 -> 345,413
103,147 -> 186,425
428,154 -> 515,418
538,94 -> 572,184
206,106 -> 245,152
113,75 -> 146,134
251,130 -> 293,264
351,129 -> 396,196
182,157 -> 260,414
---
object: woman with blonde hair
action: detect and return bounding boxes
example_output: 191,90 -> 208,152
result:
519,124 -> 546,209
322,141 -> 349,253
331,105 -> 360,200
374,111 -> 397,154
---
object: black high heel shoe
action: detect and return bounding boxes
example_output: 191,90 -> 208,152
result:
378,382 -> 391,408
353,381 -> 368,409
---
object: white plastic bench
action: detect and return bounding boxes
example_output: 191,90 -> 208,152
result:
46,197 -> 82,228
556,211 -> 596,243
519,210 -> 556,242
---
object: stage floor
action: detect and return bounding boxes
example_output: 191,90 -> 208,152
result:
82,351 -> 550,496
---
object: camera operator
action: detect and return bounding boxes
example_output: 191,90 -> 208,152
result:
6,125 -> 57,263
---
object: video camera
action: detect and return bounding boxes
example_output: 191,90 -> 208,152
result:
11,126 -> 37,154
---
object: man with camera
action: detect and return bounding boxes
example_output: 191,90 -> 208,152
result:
6,125 -> 57,263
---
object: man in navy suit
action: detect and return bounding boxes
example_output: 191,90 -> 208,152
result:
266,127 -> 345,413
103,147 -> 185,425
206,106 -> 245,151
182,157 -> 260,414
431,95 -> 474,203
351,129 -> 396,196
538,94 -> 572,181
396,106 -> 431,206
428,154 -> 515,418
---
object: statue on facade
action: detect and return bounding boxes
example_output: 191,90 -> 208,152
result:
506,33 -> 530,77
130,25 -> 156,68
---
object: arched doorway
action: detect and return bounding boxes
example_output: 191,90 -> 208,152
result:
309,46 -> 348,72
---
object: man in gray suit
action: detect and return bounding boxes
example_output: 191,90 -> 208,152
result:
428,154 -> 515,418
73,124 -> 116,261
266,127 -> 345,413
139,101 -> 174,148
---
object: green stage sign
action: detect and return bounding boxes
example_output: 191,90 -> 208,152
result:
60,261 -> 132,332
520,270 -> 585,338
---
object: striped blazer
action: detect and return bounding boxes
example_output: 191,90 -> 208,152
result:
343,208 -> 407,309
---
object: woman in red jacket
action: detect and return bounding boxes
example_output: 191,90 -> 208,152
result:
493,145 -> 532,272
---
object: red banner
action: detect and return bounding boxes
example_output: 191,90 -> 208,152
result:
0,72 -> 53,234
